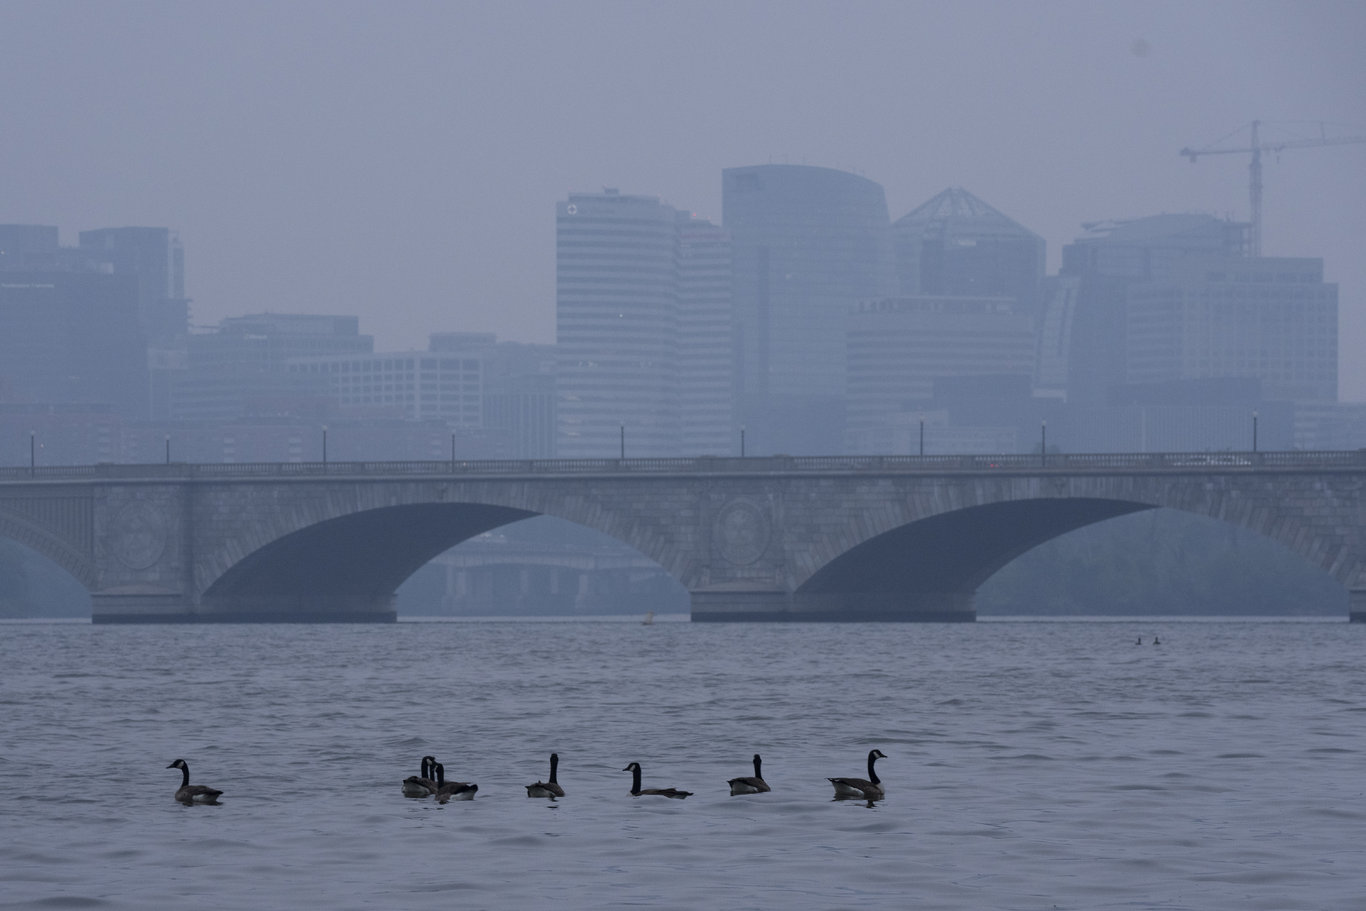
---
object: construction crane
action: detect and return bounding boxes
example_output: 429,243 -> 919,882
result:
1180,120 -> 1366,257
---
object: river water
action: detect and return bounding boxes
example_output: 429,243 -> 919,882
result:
1,616 -> 1363,910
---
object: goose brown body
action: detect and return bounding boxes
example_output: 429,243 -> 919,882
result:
526,753 -> 565,798
402,755 -> 438,798
167,758 -> 223,805
432,761 -> 478,803
623,761 -> 691,799
828,749 -> 886,800
727,753 -> 771,795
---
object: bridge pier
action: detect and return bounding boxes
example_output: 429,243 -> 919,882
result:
690,589 -> 975,622
1350,590 -> 1366,624
92,591 -> 397,623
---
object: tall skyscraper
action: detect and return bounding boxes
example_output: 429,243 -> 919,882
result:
556,189 -> 733,457
892,187 -> 1045,315
723,165 -> 896,454
675,214 -> 735,455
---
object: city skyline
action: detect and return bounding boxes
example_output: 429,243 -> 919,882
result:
4,1 -> 1363,396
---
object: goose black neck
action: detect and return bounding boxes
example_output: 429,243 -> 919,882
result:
179,764 -> 190,788
867,751 -> 881,785
629,764 -> 642,793
549,753 -> 559,784
753,754 -> 763,778
434,763 -> 445,787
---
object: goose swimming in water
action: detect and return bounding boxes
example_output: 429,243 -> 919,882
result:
828,749 -> 886,800
727,753 -> 771,795
526,752 -> 565,798
402,755 -> 438,798
623,761 -> 691,799
432,762 -> 478,803
167,758 -> 223,805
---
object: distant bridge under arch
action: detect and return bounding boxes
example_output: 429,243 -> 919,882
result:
1,451 -> 1363,622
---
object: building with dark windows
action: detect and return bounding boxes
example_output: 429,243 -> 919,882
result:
556,189 -> 733,457
0,271 -> 148,420
723,165 -> 896,455
1125,255 -> 1337,405
892,188 -> 1045,316
1035,214 -> 1250,407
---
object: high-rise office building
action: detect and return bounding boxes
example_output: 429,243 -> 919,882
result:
1126,255 -> 1337,404
675,214 -> 735,455
0,225 -> 62,271
556,189 -> 733,457
0,271 -> 148,419
846,295 -> 1036,453
892,188 -> 1045,315
1035,214 -> 1249,405
77,227 -> 188,344
176,313 -> 371,421
723,165 -> 896,454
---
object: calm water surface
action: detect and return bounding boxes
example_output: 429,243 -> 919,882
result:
1,617 -> 1363,910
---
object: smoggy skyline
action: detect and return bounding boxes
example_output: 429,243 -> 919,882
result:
4,1 -> 1364,396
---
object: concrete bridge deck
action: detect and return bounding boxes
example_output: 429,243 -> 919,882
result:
2,450 -> 1363,622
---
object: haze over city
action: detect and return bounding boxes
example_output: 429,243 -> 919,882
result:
4,0 -> 1364,396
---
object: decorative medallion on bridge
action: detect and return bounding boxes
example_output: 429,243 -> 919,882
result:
715,498 -> 770,566
111,501 -> 168,570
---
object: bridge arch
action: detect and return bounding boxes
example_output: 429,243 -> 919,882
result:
796,498 -> 1155,616
0,508 -> 96,590
785,473 -> 1365,620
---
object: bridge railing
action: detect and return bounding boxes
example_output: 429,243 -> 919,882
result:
1,450 -> 1363,482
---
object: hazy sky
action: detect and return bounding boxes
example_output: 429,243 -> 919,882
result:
5,1 -> 1364,397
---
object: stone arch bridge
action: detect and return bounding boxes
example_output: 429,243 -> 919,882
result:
1,451 -> 1363,623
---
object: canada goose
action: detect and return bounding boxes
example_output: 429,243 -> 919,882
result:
623,761 -> 691,799
828,749 -> 886,800
166,758 -> 223,805
432,762 -> 478,803
402,755 -> 438,798
727,753 -> 771,795
526,752 -> 564,798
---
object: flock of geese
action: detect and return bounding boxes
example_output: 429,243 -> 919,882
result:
166,749 -> 888,805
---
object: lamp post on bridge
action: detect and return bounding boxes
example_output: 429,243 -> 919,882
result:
1041,420 -> 1047,467
165,434 -> 170,465
919,414 -> 924,458
29,430 -> 35,475
619,423 -> 625,460
740,425 -> 746,458
322,425 -> 328,467
1252,410 -> 1258,453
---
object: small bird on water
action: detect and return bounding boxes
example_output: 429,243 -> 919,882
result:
167,758 -> 223,805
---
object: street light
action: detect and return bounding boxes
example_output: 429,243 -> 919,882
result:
322,425 -> 328,466
1041,420 -> 1047,467
29,430 -> 35,475
918,414 -> 925,458
740,425 -> 746,458
1252,410 -> 1259,453
165,434 -> 171,465
619,424 -> 625,460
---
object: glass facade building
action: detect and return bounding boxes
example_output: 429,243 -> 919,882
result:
723,165 -> 896,455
